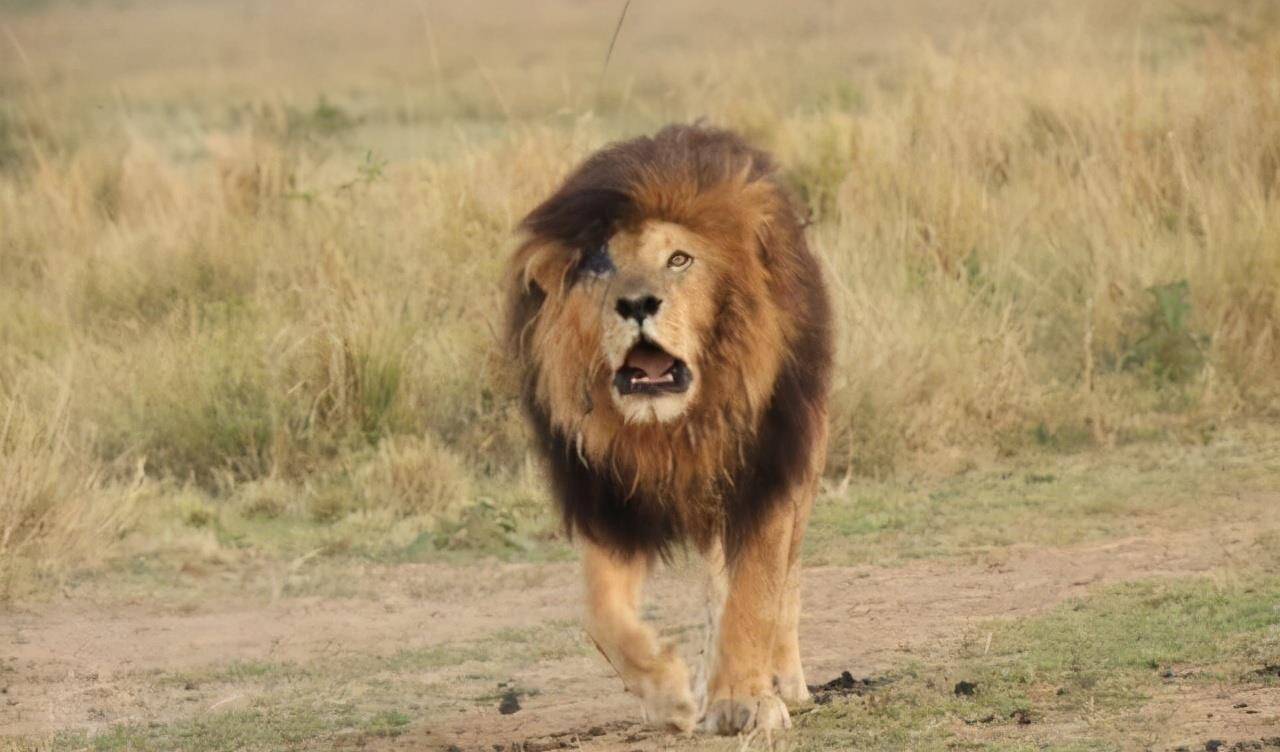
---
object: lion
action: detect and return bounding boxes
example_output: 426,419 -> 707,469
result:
505,124 -> 832,735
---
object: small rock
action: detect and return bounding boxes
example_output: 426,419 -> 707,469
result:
1206,740 -> 1224,752
954,680 -> 978,696
498,689 -> 521,715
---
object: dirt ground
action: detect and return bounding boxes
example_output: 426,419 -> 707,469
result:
5,498 -> 1279,751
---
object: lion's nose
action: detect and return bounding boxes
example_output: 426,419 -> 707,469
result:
615,295 -> 662,325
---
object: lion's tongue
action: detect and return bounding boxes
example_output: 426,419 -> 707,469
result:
626,344 -> 676,380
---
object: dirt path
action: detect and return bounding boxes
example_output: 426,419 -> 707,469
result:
3,515 -> 1278,750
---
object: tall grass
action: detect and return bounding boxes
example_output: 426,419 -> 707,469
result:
0,0 -> 1277,593
0,390 -> 144,592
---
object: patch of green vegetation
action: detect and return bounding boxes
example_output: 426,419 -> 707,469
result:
1121,280 -> 1209,385
285,96 -> 360,141
973,578 -> 1280,699
363,709 -> 411,738
789,671 -> 972,751
787,576 -> 1280,751
114,355 -> 274,487
807,428 -> 1279,566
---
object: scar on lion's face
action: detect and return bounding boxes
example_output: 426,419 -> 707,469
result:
561,220 -> 724,424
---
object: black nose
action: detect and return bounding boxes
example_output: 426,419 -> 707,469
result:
615,295 -> 662,324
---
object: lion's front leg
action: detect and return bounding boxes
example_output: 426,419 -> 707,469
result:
701,491 -> 812,735
582,540 -> 697,732
771,555 -> 811,705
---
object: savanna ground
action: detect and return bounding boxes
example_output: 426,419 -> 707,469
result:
2,0 -> 1279,749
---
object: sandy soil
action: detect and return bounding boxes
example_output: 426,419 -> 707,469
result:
4,513 -> 1279,751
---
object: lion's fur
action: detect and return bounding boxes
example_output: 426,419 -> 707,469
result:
506,124 -> 832,561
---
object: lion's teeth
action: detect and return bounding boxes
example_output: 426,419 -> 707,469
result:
628,371 -> 675,386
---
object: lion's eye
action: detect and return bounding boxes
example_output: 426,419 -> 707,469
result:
667,251 -> 693,270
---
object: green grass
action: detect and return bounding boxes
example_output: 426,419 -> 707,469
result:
789,577 -> 1280,751
807,424 -> 1280,566
978,578 -> 1280,696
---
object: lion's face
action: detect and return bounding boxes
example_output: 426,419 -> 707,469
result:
577,220 -> 722,424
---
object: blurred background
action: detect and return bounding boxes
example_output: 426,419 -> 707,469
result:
1,1 -> 1278,749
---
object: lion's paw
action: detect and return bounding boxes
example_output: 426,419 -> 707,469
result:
636,647 -> 697,733
640,689 -> 697,733
700,692 -> 791,735
774,672 -> 812,706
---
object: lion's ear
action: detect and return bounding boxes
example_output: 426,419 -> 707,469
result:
517,240 -> 576,299
752,186 -> 806,264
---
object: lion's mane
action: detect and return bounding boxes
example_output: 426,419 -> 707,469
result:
506,124 -> 832,560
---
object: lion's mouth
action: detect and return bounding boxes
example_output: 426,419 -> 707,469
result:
613,340 -> 692,396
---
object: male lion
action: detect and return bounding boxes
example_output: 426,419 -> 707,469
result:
506,124 -> 832,735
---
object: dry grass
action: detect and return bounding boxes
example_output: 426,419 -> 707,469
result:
0,390 -> 144,592
1,0 -> 1278,595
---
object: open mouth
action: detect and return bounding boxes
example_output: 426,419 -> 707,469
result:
613,340 -> 692,396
